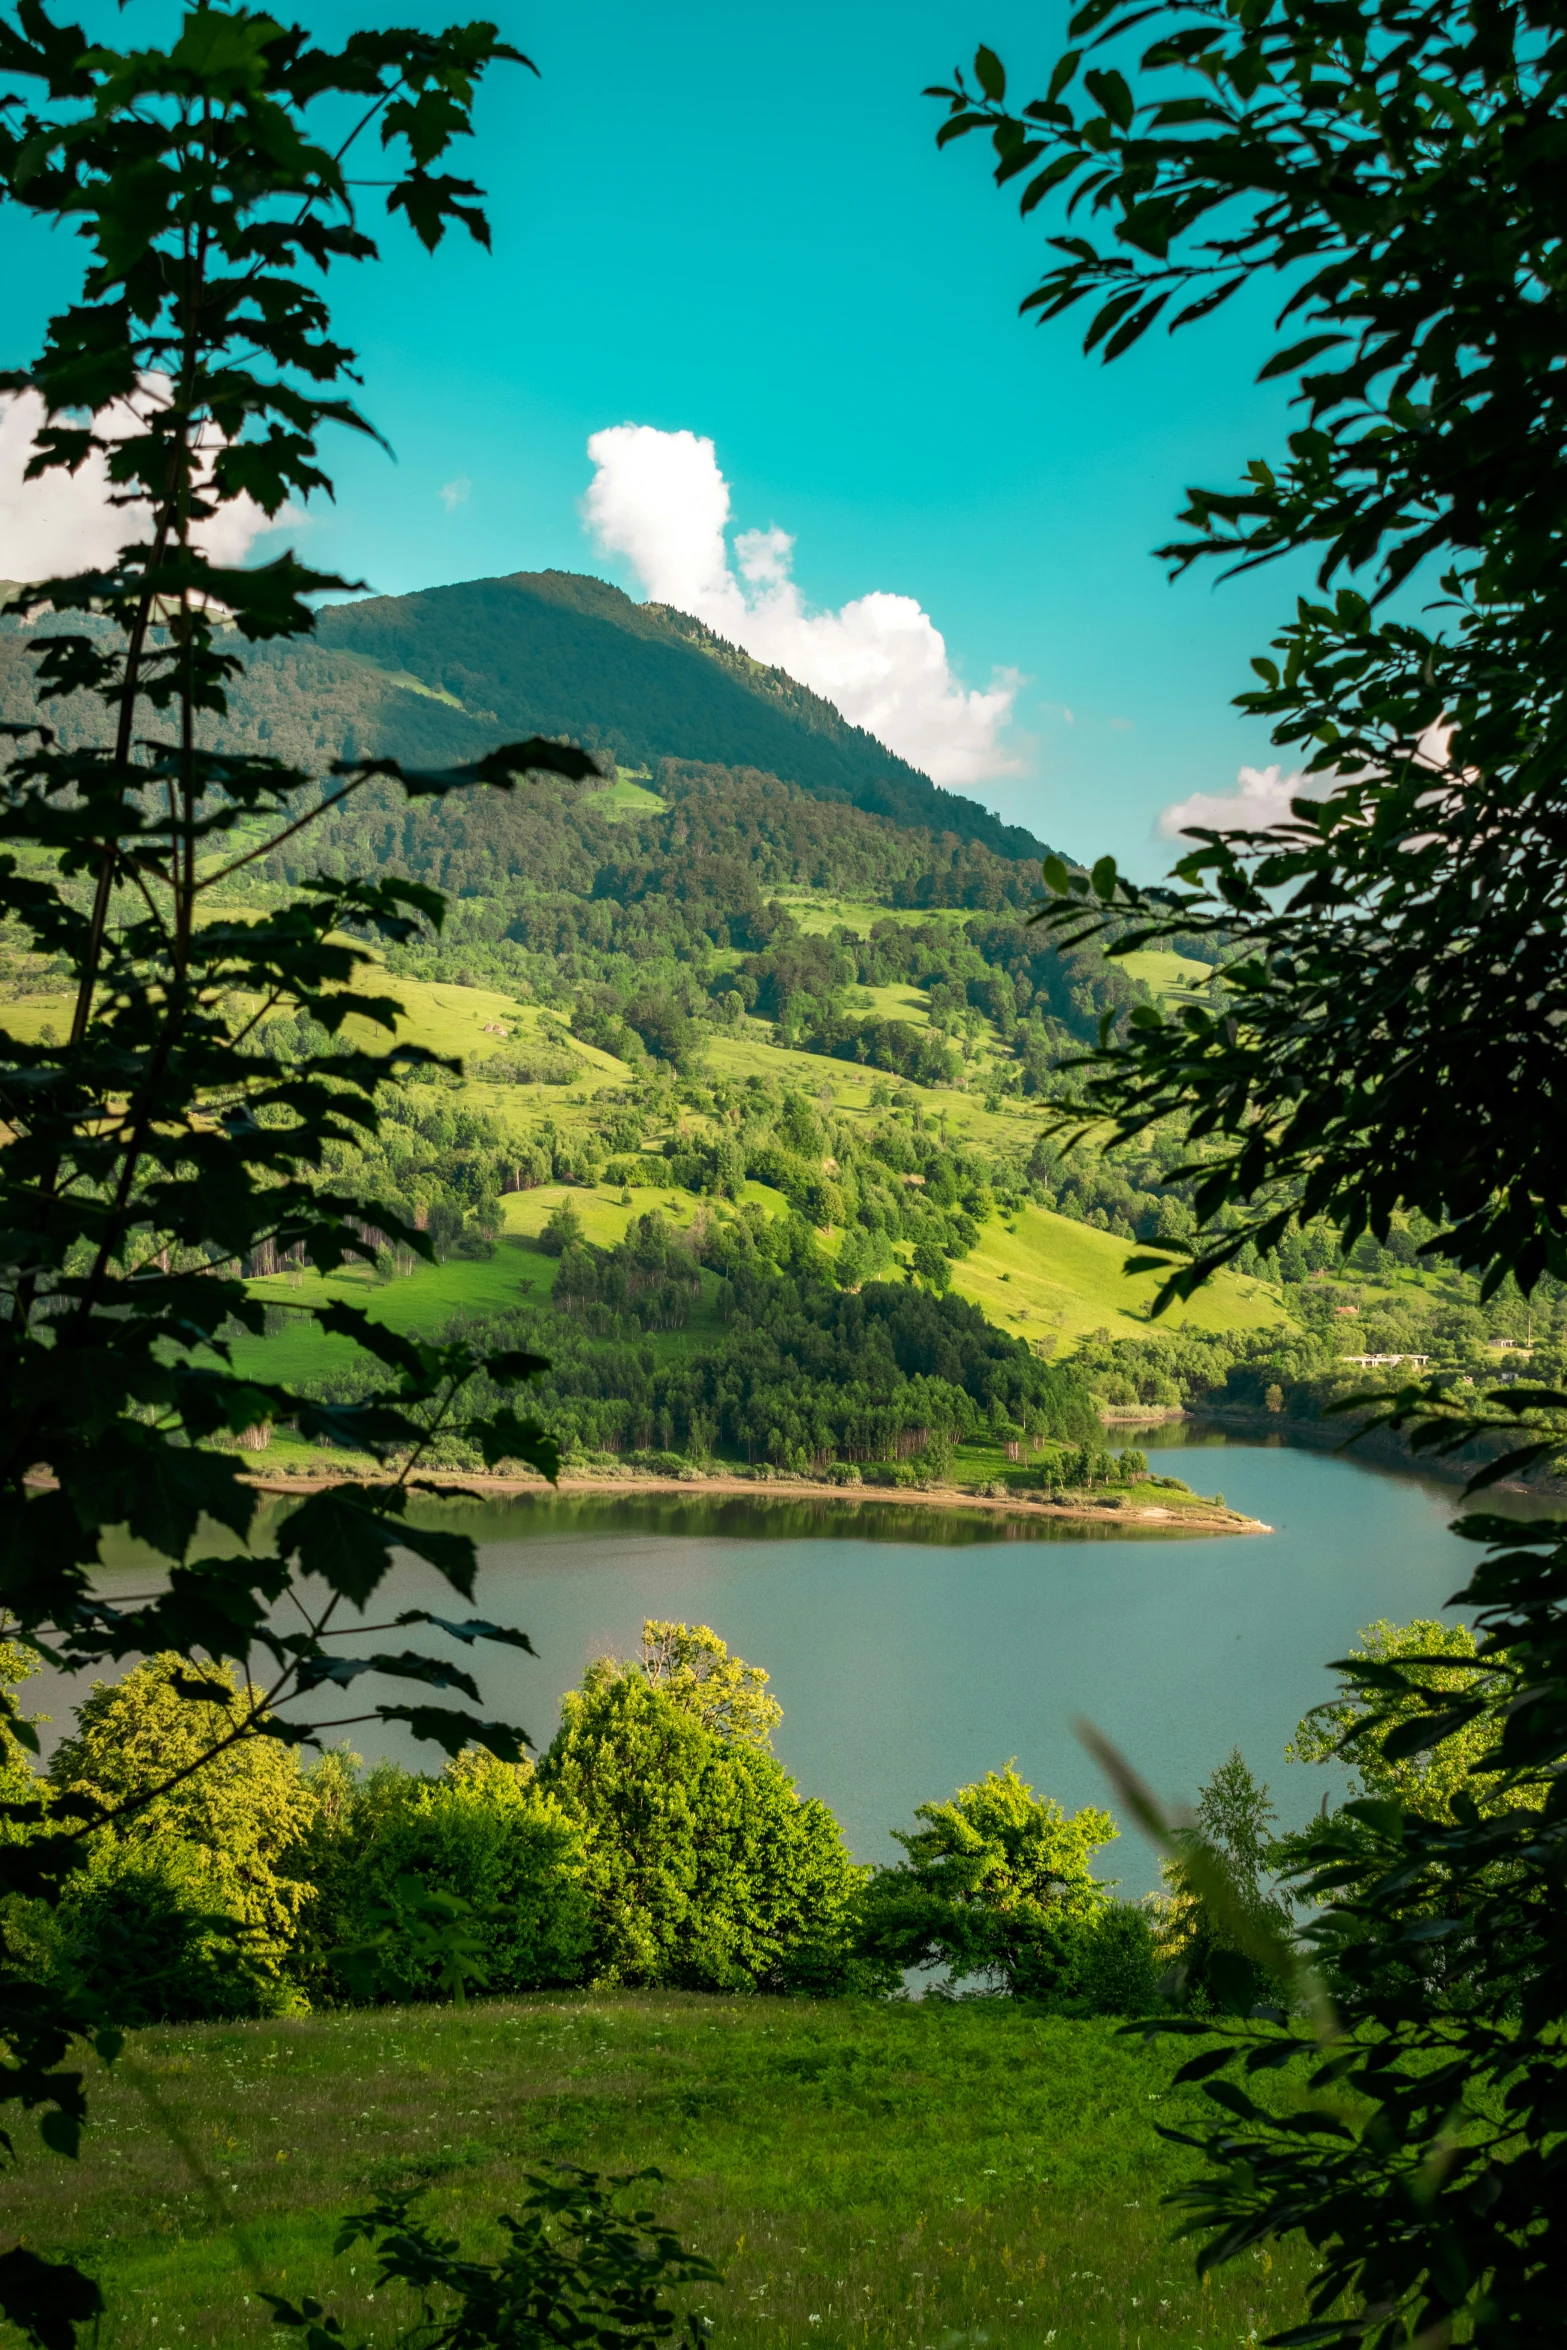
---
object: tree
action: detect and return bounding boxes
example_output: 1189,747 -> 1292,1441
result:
298,1746 -> 592,2005
638,1619 -> 784,1750
897,1762 -> 1116,1917
932,2 -> 1567,2336
44,1657 -> 316,2020
860,1763 -> 1144,2001
539,1646 -> 875,1992
1286,1619 -> 1530,1822
910,1236 -> 951,1293
1156,1749 -> 1294,2013
0,7 -> 590,2338
539,1198 -> 586,1257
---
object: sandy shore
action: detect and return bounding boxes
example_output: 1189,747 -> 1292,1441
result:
241,1466 -> 1270,1535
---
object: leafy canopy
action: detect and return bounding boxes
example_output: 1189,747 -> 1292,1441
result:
0,3 -> 591,2339
932,0 -> 1567,1319
932,0 -> 1567,2338
540,1635 -> 874,1994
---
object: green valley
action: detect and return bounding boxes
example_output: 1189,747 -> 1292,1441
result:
7,4 -> 1567,2346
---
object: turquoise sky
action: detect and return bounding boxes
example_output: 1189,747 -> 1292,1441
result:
4,0 -> 1325,872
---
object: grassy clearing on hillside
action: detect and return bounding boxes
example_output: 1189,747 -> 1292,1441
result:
335,979 -> 625,1092
855,983 -> 934,1029
702,1034 -> 1016,1131
1118,951 -> 1213,1008
946,1206 -> 1282,1347
9,1995 -> 1317,2350
0,965 -> 1194,1195
233,1240 -> 555,1385
0,990 -> 70,1042
773,896 -> 973,938
587,774 -> 668,821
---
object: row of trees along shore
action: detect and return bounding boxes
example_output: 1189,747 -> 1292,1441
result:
0,1617 -> 1475,2031
2,0 -> 1567,2343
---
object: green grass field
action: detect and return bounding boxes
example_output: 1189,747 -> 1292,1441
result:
1118,951 -> 1214,1008
853,982 -> 933,1029
769,895 -> 973,939
586,775 -> 668,823
943,1203 -> 1281,1346
8,1994 -> 1316,2350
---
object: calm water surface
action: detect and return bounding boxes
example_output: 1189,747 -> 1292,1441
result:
72,1430 -> 1534,1896
400,1438 -> 1491,1892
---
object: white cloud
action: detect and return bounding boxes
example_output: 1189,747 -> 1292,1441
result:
439,476 -> 471,515
1159,726 -> 1456,841
582,422 -> 1018,787
0,386 -> 285,586
1158,762 -> 1327,838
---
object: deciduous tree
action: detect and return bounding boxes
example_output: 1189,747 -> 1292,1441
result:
932,0 -> 1567,2334
0,5 -> 588,2335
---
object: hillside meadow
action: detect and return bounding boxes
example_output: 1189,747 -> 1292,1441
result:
232,1188 -> 1275,1419
10,1994 -> 1315,2350
8,946 -> 1284,1466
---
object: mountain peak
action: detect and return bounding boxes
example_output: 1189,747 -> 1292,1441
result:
314,568 -> 1048,863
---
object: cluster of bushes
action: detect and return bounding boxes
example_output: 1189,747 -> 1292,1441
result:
7,1605 -> 1479,2049
797,1011 -> 962,1089
13,1626 -> 1169,2028
473,1040 -> 581,1086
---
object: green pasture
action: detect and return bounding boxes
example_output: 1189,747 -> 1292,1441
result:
1118,950 -> 1214,1007
586,774 -> 667,822
945,1203 -> 1283,1346
770,894 -> 973,938
334,978 -> 624,1092
8,1994 -> 1317,2350
233,1240 -> 552,1387
853,981 -> 933,1028
0,989 -> 71,1041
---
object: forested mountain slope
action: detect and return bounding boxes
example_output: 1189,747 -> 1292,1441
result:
269,759 -> 1042,923
0,567 -> 1046,866
310,571 -> 1044,859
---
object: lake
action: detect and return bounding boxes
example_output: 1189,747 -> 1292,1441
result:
68,1428 -> 1530,1897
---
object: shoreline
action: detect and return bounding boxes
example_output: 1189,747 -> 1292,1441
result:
1193,1405 -> 1565,1496
241,1466 -> 1270,1535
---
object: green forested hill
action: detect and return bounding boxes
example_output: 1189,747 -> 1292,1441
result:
309,571 -> 1045,859
0,567 -> 1046,865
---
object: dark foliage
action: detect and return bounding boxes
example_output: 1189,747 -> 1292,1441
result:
1153,1518 -> 1567,2346
933,0 -> 1567,2334
934,0 -> 1567,1305
268,2167 -> 718,2350
0,7 -> 572,2339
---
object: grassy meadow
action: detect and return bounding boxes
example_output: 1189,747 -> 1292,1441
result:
12,1994 -> 1316,2350
2,950 -> 1288,1446
1116,951 -> 1214,1010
